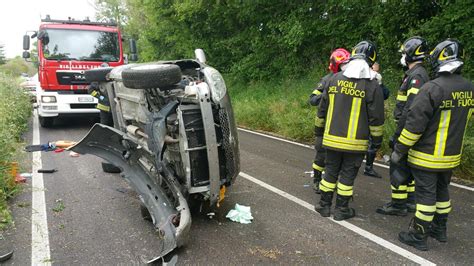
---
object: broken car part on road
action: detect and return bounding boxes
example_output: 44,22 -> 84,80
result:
71,49 -> 240,261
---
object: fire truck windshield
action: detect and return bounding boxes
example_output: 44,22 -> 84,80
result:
41,29 -> 120,62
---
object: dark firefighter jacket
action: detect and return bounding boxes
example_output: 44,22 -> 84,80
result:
315,72 -> 385,153
395,73 -> 474,171
393,64 -> 430,133
310,73 -> 333,126
88,82 -> 110,112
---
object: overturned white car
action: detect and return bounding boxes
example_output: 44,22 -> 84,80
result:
71,50 -> 240,261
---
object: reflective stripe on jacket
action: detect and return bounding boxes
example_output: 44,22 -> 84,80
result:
310,73 -> 333,126
316,72 -> 385,153
395,73 -> 474,171
393,64 -> 430,125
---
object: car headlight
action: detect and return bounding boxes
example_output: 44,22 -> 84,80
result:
203,67 -> 227,102
41,96 -> 56,103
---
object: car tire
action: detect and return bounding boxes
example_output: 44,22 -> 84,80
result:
84,67 -> 114,82
39,116 -> 54,128
121,64 -> 182,90
140,203 -> 152,221
101,162 -> 121,173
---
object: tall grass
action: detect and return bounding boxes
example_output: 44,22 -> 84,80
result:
227,68 -> 474,181
0,72 -> 32,227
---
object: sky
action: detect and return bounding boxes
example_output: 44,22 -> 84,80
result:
0,0 -> 97,58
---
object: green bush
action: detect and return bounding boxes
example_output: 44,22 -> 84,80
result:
0,72 -> 32,227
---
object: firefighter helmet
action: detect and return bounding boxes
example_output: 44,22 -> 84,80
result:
429,39 -> 464,73
351,41 -> 377,66
328,48 -> 351,73
400,36 -> 428,64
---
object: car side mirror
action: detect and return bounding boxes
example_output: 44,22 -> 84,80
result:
23,35 -> 30,50
195,49 -> 206,64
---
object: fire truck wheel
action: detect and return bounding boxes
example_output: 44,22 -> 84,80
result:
39,116 -> 54,128
122,64 -> 182,89
101,162 -> 121,173
84,67 -> 114,82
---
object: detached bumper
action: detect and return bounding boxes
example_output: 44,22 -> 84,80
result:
70,124 -> 191,259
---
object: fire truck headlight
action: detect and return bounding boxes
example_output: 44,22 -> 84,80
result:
41,96 -> 57,103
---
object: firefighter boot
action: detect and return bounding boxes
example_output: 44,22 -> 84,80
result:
313,170 -> 322,194
376,200 -> 408,216
333,194 -> 355,221
364,151 -> 382,178
430,214 -> 448,243
315,191 -> 333,217
406,192 -> 416,213
399,218 -> 430,251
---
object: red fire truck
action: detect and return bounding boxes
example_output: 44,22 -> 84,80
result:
23,15 -> 137,127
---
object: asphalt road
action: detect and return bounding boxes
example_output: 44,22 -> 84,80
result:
2,115 -> 474,265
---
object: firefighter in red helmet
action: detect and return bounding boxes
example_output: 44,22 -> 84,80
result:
309,48 -> 350,193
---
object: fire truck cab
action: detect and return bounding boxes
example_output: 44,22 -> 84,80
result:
23,15 -> 136,127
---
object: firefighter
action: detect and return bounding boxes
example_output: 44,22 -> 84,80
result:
309,48 -> 350,194
314,41 -> 385,220
394,39 -> 473,251
364,62 -> 390,178
88,81 -> 113,126
376,37 -> 430,216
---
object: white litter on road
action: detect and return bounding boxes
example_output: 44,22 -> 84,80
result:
226,203 -> 253,224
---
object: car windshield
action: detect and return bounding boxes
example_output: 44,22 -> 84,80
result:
41,29 -> 120,62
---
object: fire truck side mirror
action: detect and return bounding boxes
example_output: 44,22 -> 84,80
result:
22,51 -> 31,59
129,54 -> 138,62
129,39 -> 137,54
129,39 -> 138,61
23,35 -> 30,51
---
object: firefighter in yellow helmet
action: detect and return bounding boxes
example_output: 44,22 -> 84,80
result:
377,36 -> 430,216
314,41 -> 385,220
394,39 -> 473,251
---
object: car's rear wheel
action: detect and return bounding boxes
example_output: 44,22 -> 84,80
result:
121,64 -> 182,90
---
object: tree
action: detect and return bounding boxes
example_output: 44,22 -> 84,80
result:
92,0 -> 128,29
95,0 -> 474,81
0,57 -> 36,77
0,44 -> 6,65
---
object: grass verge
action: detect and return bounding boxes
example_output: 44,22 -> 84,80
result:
227,69 -> 474,181
0,72 -> 33,229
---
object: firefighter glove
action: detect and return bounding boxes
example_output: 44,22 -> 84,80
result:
390,150 -> 404,165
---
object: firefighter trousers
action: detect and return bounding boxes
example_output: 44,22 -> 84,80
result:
390,156 -> 415,204
319,149 -> 364,197
100,110 -> 114,127
412,168 -> 452,223
313,137 -> 325,175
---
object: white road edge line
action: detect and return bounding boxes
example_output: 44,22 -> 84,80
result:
238,127 -> 474,192
31,110 -> 52,265
239,172 -> 436,266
